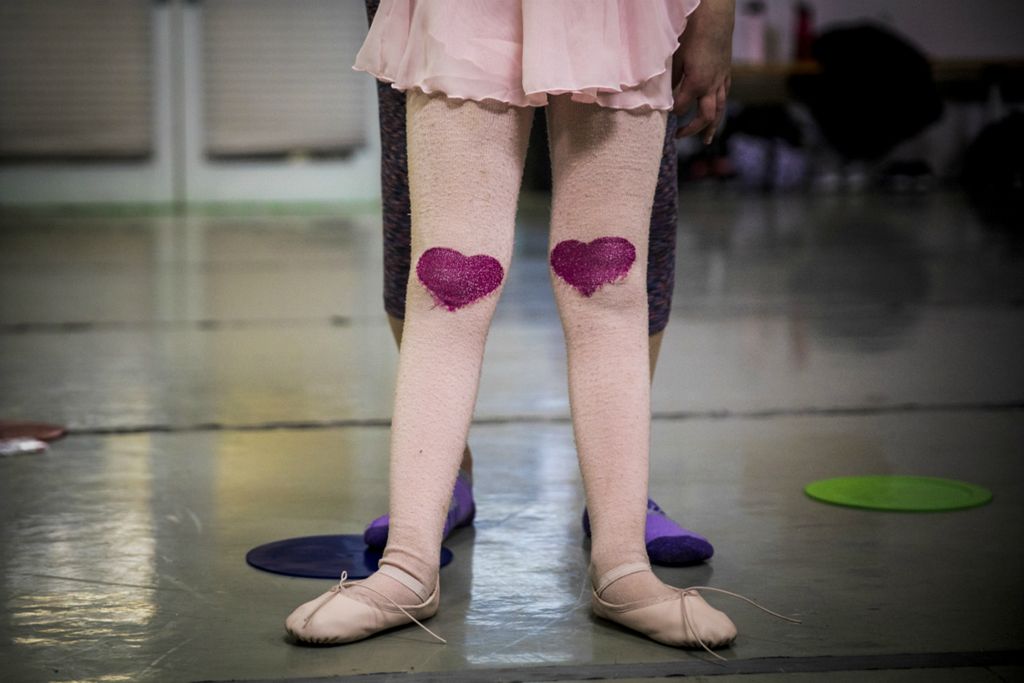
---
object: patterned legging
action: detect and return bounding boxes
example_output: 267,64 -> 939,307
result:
364,0 -> 678,335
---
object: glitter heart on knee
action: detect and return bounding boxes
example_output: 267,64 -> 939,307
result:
416,247 -> 504,311
550,237 -> 636,297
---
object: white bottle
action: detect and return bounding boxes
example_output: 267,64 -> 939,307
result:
736,1 -> 767,65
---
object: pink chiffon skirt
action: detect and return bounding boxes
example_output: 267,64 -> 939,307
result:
353,0 -> 700,111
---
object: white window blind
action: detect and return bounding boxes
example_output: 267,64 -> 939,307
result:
0,0 -> 153,161
201,0 -> 368,159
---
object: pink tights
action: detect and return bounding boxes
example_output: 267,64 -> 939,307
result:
348,90 -> 676,610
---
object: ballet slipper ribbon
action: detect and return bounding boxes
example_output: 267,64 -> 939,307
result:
303,570 -> 447,644
679,586 -> 802,662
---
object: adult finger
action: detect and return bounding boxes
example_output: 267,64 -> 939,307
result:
703,84 -> 728,144
700,86 -> 726,144
672,81 -> 697,119
674,92 -> 717,139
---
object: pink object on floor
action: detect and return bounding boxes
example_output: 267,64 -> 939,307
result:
0,421 -> 66,441
353,0 -> 701,111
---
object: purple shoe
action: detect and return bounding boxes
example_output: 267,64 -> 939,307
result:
581,498 -> 714,566
363,471 -> 476,550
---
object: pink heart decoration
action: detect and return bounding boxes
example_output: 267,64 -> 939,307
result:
550,237 -> 636,297
416,247 -> 504,311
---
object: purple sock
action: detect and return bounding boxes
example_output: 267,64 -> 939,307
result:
582,498 -> 714,566
363,469 -> 476,550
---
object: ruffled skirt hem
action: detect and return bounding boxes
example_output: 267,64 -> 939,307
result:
351,67 -> 681,112
353,0 -> 700,112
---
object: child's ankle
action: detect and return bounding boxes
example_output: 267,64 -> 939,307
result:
347,563 -> 436,609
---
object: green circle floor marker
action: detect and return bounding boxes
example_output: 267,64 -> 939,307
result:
805,475 -> 992,512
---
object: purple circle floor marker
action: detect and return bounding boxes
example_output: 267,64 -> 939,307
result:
246,534 -> 453,579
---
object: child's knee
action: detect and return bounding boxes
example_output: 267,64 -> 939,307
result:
549,236 -> 646,311
411,245 -> 508,314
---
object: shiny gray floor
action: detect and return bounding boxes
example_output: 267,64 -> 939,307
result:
1,189 -> 1022,682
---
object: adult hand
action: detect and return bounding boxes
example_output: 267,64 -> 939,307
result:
671,0 -> 735,144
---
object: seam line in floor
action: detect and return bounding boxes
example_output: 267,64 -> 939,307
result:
57,400 -> 1024,437
2,297 -> 1023,334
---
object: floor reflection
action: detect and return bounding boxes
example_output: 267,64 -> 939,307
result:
5,435 -> 157,679
0,191 -> 1022,680
463,426 -> 590,666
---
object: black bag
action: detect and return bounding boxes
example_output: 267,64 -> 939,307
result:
791,23 -> 944,161
962,112 -> 1024,232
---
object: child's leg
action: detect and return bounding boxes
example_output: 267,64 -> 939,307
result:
360,1 -> 477,553
349,90 -> 533,607
286,90 -> 530,642
363,38 -> 710,561
545,96 -> 677,605
544,97 -> 737,650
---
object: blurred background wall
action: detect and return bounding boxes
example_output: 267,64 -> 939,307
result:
0,0 -> 1021,207
733,0 -> 1024,62
0,0 -> 378,206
